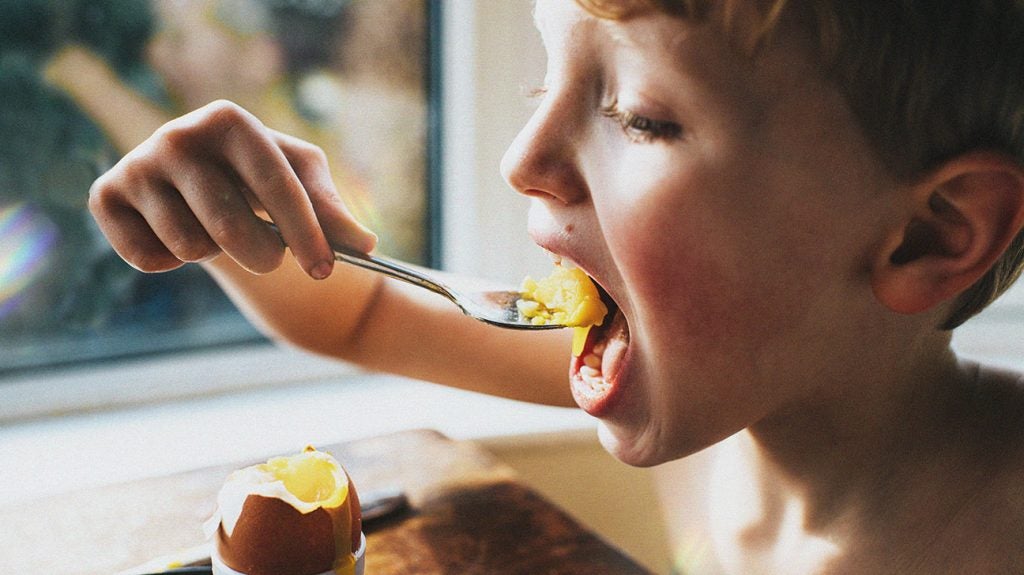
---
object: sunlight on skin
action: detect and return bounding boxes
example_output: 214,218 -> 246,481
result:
709,434 -> 840,574
671,529 -> 717,574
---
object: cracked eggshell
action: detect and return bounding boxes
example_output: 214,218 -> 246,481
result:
208,451 -> 362,575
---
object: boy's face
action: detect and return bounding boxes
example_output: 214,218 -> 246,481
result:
502,0 -> 902,465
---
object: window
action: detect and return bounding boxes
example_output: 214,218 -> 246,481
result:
0,0 -> 434,374
953,283 -> 1024,371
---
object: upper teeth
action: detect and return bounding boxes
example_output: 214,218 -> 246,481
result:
544,250 -> 563,266
544,249 -> 584,270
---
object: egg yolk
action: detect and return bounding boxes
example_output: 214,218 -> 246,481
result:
261,446 -> 347,508
517,266 -> 608,356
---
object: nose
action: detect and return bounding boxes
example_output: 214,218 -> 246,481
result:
500,92 -> 588,205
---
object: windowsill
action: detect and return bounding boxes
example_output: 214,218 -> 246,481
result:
0,346 -> 594,508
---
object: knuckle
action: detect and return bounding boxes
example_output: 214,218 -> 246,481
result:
201,100 -> 259,140
129,249 -> 178,274
255,169 -> 293,195
297,140 -> 328,163
204,99 -> 247,120
87,176 -> 114,214
156,100 -> 255,150
168,234 -> 217,263
114,157 -> 153,189
156,120 -> 203,154
205,211 -> 248,247
88,168 -> 138,218
292,142 -> 330,174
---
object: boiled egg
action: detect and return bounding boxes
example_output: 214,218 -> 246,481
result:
205,446 -> 363,575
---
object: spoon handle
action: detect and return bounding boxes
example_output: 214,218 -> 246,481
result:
262,219 -> 455,301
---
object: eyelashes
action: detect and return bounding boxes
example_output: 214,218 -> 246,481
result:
526,86 -> 683,144
600,98 -> 683,143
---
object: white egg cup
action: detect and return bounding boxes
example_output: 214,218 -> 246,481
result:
211,532 -> 366,575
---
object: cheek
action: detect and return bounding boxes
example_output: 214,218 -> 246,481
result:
603,178 -> 828,359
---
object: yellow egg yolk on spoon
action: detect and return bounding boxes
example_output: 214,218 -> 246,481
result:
517,265 -> 608,356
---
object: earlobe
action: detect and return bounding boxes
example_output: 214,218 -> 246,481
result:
872,152 -> 1024,317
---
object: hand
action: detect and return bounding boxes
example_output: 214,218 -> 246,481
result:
89,100 -> 377,279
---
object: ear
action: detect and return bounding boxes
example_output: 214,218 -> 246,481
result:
872,152 -> 1024,316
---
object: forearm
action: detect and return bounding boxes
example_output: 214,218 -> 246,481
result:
203,253 -> 383,357
204,254 -> 575,407
83,96 -> 572,406
342,278 -> 576,407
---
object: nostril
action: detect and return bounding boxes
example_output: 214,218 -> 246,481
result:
504,156 -> 588,205
500,102 -> 589,205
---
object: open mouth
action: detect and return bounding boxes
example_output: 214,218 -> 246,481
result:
570,283 -> 630,415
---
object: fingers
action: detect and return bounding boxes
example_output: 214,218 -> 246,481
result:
207,105 -> 336,275
89,155 -> 210,273
271,129 -> 379,254
89,100 -> 377,279
166,150 -> 285,274
89,188 -> 187,274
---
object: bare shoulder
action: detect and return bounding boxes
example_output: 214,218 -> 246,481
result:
934,363 -> 1024,570
955,363 -> 1024,499
968,363 -> 1024,449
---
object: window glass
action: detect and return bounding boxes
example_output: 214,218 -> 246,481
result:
0,0 -> 432,373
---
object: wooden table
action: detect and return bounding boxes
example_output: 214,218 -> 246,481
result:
0,429 -> 651,574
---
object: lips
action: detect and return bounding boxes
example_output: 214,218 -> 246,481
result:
569,285 -> 630,415
526,228 -> 632,414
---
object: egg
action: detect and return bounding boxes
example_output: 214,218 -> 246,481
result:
517,265 -> 608,355
205,446 -> 364,575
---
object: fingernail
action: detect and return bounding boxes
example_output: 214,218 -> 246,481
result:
311,260 -> 333,280
362,230 -> 379,252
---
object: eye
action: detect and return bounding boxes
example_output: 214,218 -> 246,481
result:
600,98 -> 682,143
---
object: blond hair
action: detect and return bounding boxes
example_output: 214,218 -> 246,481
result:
575,0 -> 1024,329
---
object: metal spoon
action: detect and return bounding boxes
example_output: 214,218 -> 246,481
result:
264,221 -> 564,330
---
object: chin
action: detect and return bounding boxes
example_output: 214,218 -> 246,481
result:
597,412 -> 732,467
595,420 -> 674,468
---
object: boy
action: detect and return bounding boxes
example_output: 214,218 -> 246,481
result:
88,0 -> 1024,572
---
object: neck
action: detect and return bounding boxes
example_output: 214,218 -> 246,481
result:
744,333 -> 970,532
705,331 -> 1024,573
